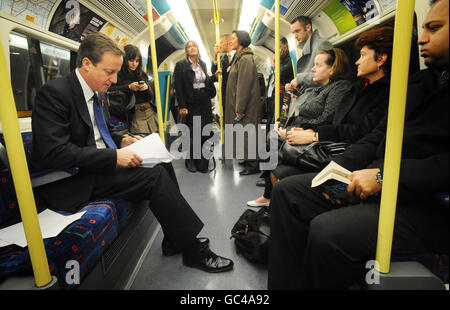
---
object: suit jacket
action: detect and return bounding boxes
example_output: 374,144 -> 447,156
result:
31,71 -> 124,211
211,54 -> 230,96
334,68 -> 449,204
173,59 -> 216,111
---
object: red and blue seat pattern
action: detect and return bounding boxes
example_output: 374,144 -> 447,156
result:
0,133 -> 135,289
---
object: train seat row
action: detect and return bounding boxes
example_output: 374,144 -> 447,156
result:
0,132 -> 155,290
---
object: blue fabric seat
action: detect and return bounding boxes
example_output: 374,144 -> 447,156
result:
109,116 -> 129,132
0,133 -> 136,289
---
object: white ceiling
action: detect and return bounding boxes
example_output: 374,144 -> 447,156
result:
186,0 -> 243,61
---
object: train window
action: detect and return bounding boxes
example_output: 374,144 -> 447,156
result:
9,32 -> 72,116
40,42 -> 71,82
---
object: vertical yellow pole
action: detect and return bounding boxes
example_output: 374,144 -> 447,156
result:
274,0 -> 280,122
0,39 -> 51,287
291,58 -> 296,78
375,0 -> 415,273
164,74 -> 171,131
213,0 -> 224,144
146,0 -> 165,145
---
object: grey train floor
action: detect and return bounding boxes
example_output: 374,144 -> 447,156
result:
130,159 -> 268,290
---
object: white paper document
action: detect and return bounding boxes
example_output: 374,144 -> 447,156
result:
122,133 -> 175,168
0,209 -> 86,248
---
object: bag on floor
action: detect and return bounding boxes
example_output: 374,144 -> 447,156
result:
230,206 -> 270,264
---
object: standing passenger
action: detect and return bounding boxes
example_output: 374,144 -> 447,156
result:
225,30 -> 262,175
174,41 -> 217,173
286,16 -> 333,92
225,30 -> 261,175
211,34 -> 232,119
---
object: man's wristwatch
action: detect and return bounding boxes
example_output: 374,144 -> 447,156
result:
376,170 -> 383,185
312,132 -> 318,142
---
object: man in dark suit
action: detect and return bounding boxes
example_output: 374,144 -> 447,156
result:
268,0 -> 449,289
31,32 -> 233,273
211,34 -> 232,119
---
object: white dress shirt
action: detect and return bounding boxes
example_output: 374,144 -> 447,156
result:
75,68 -> 106,149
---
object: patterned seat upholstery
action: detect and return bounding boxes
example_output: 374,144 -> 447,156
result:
0,133 -> 135,289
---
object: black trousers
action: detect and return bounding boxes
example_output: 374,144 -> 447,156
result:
185,89 -> 213,171
90,163 -> 203,251
268,173 -> 449,290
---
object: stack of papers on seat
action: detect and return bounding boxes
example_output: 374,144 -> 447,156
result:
122,133 -> 175,168
0,209 -> 86,248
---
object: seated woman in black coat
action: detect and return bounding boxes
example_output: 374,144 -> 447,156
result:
108,44 -> 158,135
174,40 -> 217,173
248,26 -> 394,207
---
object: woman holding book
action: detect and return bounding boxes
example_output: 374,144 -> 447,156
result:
248,27 -> 394,207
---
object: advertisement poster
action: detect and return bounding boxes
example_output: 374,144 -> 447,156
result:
339,0 -> 379,25
49,0 -> 106,42
323,0 -> 357,35
324,0 -> 380,35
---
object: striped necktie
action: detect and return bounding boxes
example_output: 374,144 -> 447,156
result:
92,94 -> 117,149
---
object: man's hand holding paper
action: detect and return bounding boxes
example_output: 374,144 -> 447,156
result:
120,133 -> 175,168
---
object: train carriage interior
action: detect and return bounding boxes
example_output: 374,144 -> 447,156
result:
0,0 -> 448,292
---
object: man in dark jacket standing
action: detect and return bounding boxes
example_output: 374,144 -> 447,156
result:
268,0 -> 449,290
211,34 -> 232,119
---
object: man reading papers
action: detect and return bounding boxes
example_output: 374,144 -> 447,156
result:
31,32 -> 233,273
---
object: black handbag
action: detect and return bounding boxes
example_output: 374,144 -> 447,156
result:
278,141 -> 350,172
106,90 -> 136,122
230,206 -> 270,264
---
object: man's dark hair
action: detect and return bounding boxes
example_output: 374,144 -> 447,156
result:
291,16 -> 312,29
77,32 -> 124,67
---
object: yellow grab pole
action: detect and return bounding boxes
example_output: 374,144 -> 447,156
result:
164,74 -> 171,131
274,0 -> 280,122
213,0 -> 224,144
291,58 -> 296,78
146,0 -> 165,145
0,39 -> 51,287
375,0 -> 415,274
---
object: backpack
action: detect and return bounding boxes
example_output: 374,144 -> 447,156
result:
230,206 -> 270,264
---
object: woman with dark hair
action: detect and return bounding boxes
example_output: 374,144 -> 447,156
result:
248,27 -> 394,208
174,40 -> 217,173
108,44 -> 158,135
225,30 -> 262,175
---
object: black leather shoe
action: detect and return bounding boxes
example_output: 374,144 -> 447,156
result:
183,244 -> 234,273
162,237 -> 209,256
239,168 -> 260,176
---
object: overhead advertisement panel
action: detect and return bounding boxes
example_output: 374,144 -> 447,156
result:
49,0 -> 107,43
323,0 -> 380,35
0,0 -> 57,29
